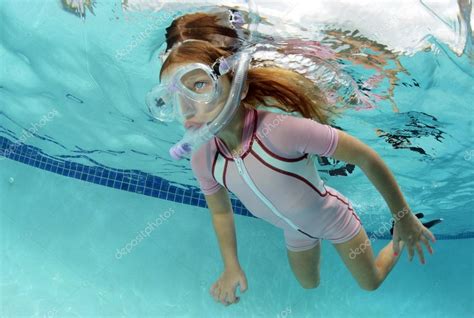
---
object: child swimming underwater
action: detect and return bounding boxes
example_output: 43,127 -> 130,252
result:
148,34 -> 443,306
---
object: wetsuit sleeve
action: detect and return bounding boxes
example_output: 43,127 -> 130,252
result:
191,150 -> 223,196
297,117 -> 339,157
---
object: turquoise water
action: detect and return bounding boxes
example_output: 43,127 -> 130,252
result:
1,1 -> 473,317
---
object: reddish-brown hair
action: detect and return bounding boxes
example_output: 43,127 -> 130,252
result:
160,41 -> 338,125
164,12 -> 247,53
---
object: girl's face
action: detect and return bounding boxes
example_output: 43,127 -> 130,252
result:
161,63 -> 232,129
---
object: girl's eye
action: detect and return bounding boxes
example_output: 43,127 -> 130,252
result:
194,81 -> 208,91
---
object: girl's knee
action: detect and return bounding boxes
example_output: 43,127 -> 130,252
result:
301,278 -> 320,289
359,280 -> 380,291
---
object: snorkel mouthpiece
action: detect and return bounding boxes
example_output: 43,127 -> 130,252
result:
169,142 -> 192,160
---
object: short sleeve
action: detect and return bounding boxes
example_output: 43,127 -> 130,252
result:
297,118 -> 339,157
190,147 -> 223,196
257,111 -> 339,158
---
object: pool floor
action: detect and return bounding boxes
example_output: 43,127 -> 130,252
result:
1,158 -> 473,317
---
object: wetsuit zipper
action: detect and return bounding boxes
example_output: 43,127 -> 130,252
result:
233,156 -> 319,240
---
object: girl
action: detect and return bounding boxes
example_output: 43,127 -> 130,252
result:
154,39 -> 441,307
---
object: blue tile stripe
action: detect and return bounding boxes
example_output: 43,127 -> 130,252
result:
0,136 -> 256,218
1,136 -> 472,240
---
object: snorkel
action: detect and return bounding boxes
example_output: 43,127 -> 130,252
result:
168,0 -> 259,160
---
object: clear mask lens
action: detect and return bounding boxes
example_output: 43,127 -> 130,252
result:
146,86 -> 176,122
179,68 -> 217,102
146,65 -> 222,123
176,96 -> 198,121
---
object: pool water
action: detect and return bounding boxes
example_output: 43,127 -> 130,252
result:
1,1 -> 473,317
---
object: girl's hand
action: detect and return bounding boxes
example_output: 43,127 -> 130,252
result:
392,211 -> 436,264
210,267 -> 248,306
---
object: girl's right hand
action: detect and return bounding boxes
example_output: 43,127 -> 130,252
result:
210,267 -> 248,306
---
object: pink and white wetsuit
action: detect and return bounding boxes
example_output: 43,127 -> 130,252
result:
191,108 -> 362,252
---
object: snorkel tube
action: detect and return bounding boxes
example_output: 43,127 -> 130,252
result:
169,0 -> 259,160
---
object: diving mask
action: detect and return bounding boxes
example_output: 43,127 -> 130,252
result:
146,52 -> 240,126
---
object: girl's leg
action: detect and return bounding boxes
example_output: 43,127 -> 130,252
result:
286,241 -> 322,289
332,226 -> 405,291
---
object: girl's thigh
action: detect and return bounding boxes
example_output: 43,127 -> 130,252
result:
286,240 -> 321,289
331,226 -> 380,290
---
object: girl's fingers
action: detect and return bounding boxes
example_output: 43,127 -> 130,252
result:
210,283 -> 218,298
415,241 -> 425,264
407,242 -> 415,262
419,235 -> 433,255
226,291 -> 236,305
221,291 -> 230,305
229,291 -> 237,303
392,230 -> 401,254
214,287 -> 220,302
424,228 -> 436,243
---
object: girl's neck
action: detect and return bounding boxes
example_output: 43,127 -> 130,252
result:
216,106 -> 247,155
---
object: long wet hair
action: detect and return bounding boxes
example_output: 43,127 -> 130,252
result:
160,40 -> 335,125
164,11 -> 248,53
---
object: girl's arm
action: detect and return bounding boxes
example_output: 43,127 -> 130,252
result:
205,187 -> 248,306
329,129 -> 436,262
204,187 -> 242,271
330,129 -> 410,219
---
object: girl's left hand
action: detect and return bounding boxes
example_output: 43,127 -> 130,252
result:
392,211 -> 436,264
